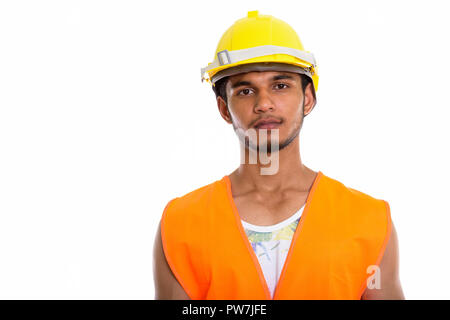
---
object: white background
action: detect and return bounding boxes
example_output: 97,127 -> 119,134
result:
0,0 -> 449,299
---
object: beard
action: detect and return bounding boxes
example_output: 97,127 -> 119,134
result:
232,99 -> 305,154
245,124 -> 300,153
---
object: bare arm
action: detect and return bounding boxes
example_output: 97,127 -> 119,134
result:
153,221 -> 191,300
361,220 -> 405,300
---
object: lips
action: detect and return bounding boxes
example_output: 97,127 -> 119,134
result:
253,118 -> 282,129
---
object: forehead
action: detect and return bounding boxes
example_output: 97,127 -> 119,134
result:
227,70 -> 300,86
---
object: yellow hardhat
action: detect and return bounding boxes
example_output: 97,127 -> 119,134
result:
201,10 -> 319,94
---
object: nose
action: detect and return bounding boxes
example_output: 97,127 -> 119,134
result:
254,90 -> 275,113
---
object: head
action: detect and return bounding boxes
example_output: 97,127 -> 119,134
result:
213,69 -> 316,152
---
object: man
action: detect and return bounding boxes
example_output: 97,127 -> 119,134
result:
153,11 -> 404,300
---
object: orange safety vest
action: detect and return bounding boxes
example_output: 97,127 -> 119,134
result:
161,171 -> 391,300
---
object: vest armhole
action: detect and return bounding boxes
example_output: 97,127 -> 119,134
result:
357,199 -> 393,299
160,198 -> 197,300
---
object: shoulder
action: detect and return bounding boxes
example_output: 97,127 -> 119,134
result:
161,176 -> 226,227
319,172 -> 391,235
164,177 -> 224,212
320,172 -> 388,210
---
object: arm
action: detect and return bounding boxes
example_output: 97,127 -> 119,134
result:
361,220 -> 405,300
153,221 -> 191,300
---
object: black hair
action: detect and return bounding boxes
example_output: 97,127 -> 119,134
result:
212,73 -> 313,106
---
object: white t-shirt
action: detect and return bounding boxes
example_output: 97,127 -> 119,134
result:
241,204 -> 305,298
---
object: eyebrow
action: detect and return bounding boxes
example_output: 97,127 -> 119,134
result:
231,74 -> 296,89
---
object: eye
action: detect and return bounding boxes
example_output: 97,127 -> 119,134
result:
274,83 -> 289,90
237,88 -> 254,96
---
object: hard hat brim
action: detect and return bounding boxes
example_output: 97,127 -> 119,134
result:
211,62 -> 313,85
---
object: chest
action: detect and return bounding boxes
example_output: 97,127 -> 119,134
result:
232,191 -> 309,226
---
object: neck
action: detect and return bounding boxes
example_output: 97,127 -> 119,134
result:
231,135 -> 315,193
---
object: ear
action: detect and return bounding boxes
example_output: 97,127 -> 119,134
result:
303,82 -> 317,117
217,96 -> 233,124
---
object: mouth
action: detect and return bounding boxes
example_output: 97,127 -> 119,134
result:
253,117 -> 282,129
254,122 -> 281,129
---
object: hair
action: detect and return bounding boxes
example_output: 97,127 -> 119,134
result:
212,73 -> 313,106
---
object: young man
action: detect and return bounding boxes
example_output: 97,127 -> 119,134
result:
153,11 -> 404,300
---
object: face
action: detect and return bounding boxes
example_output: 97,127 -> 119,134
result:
217,70 -> 315,152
